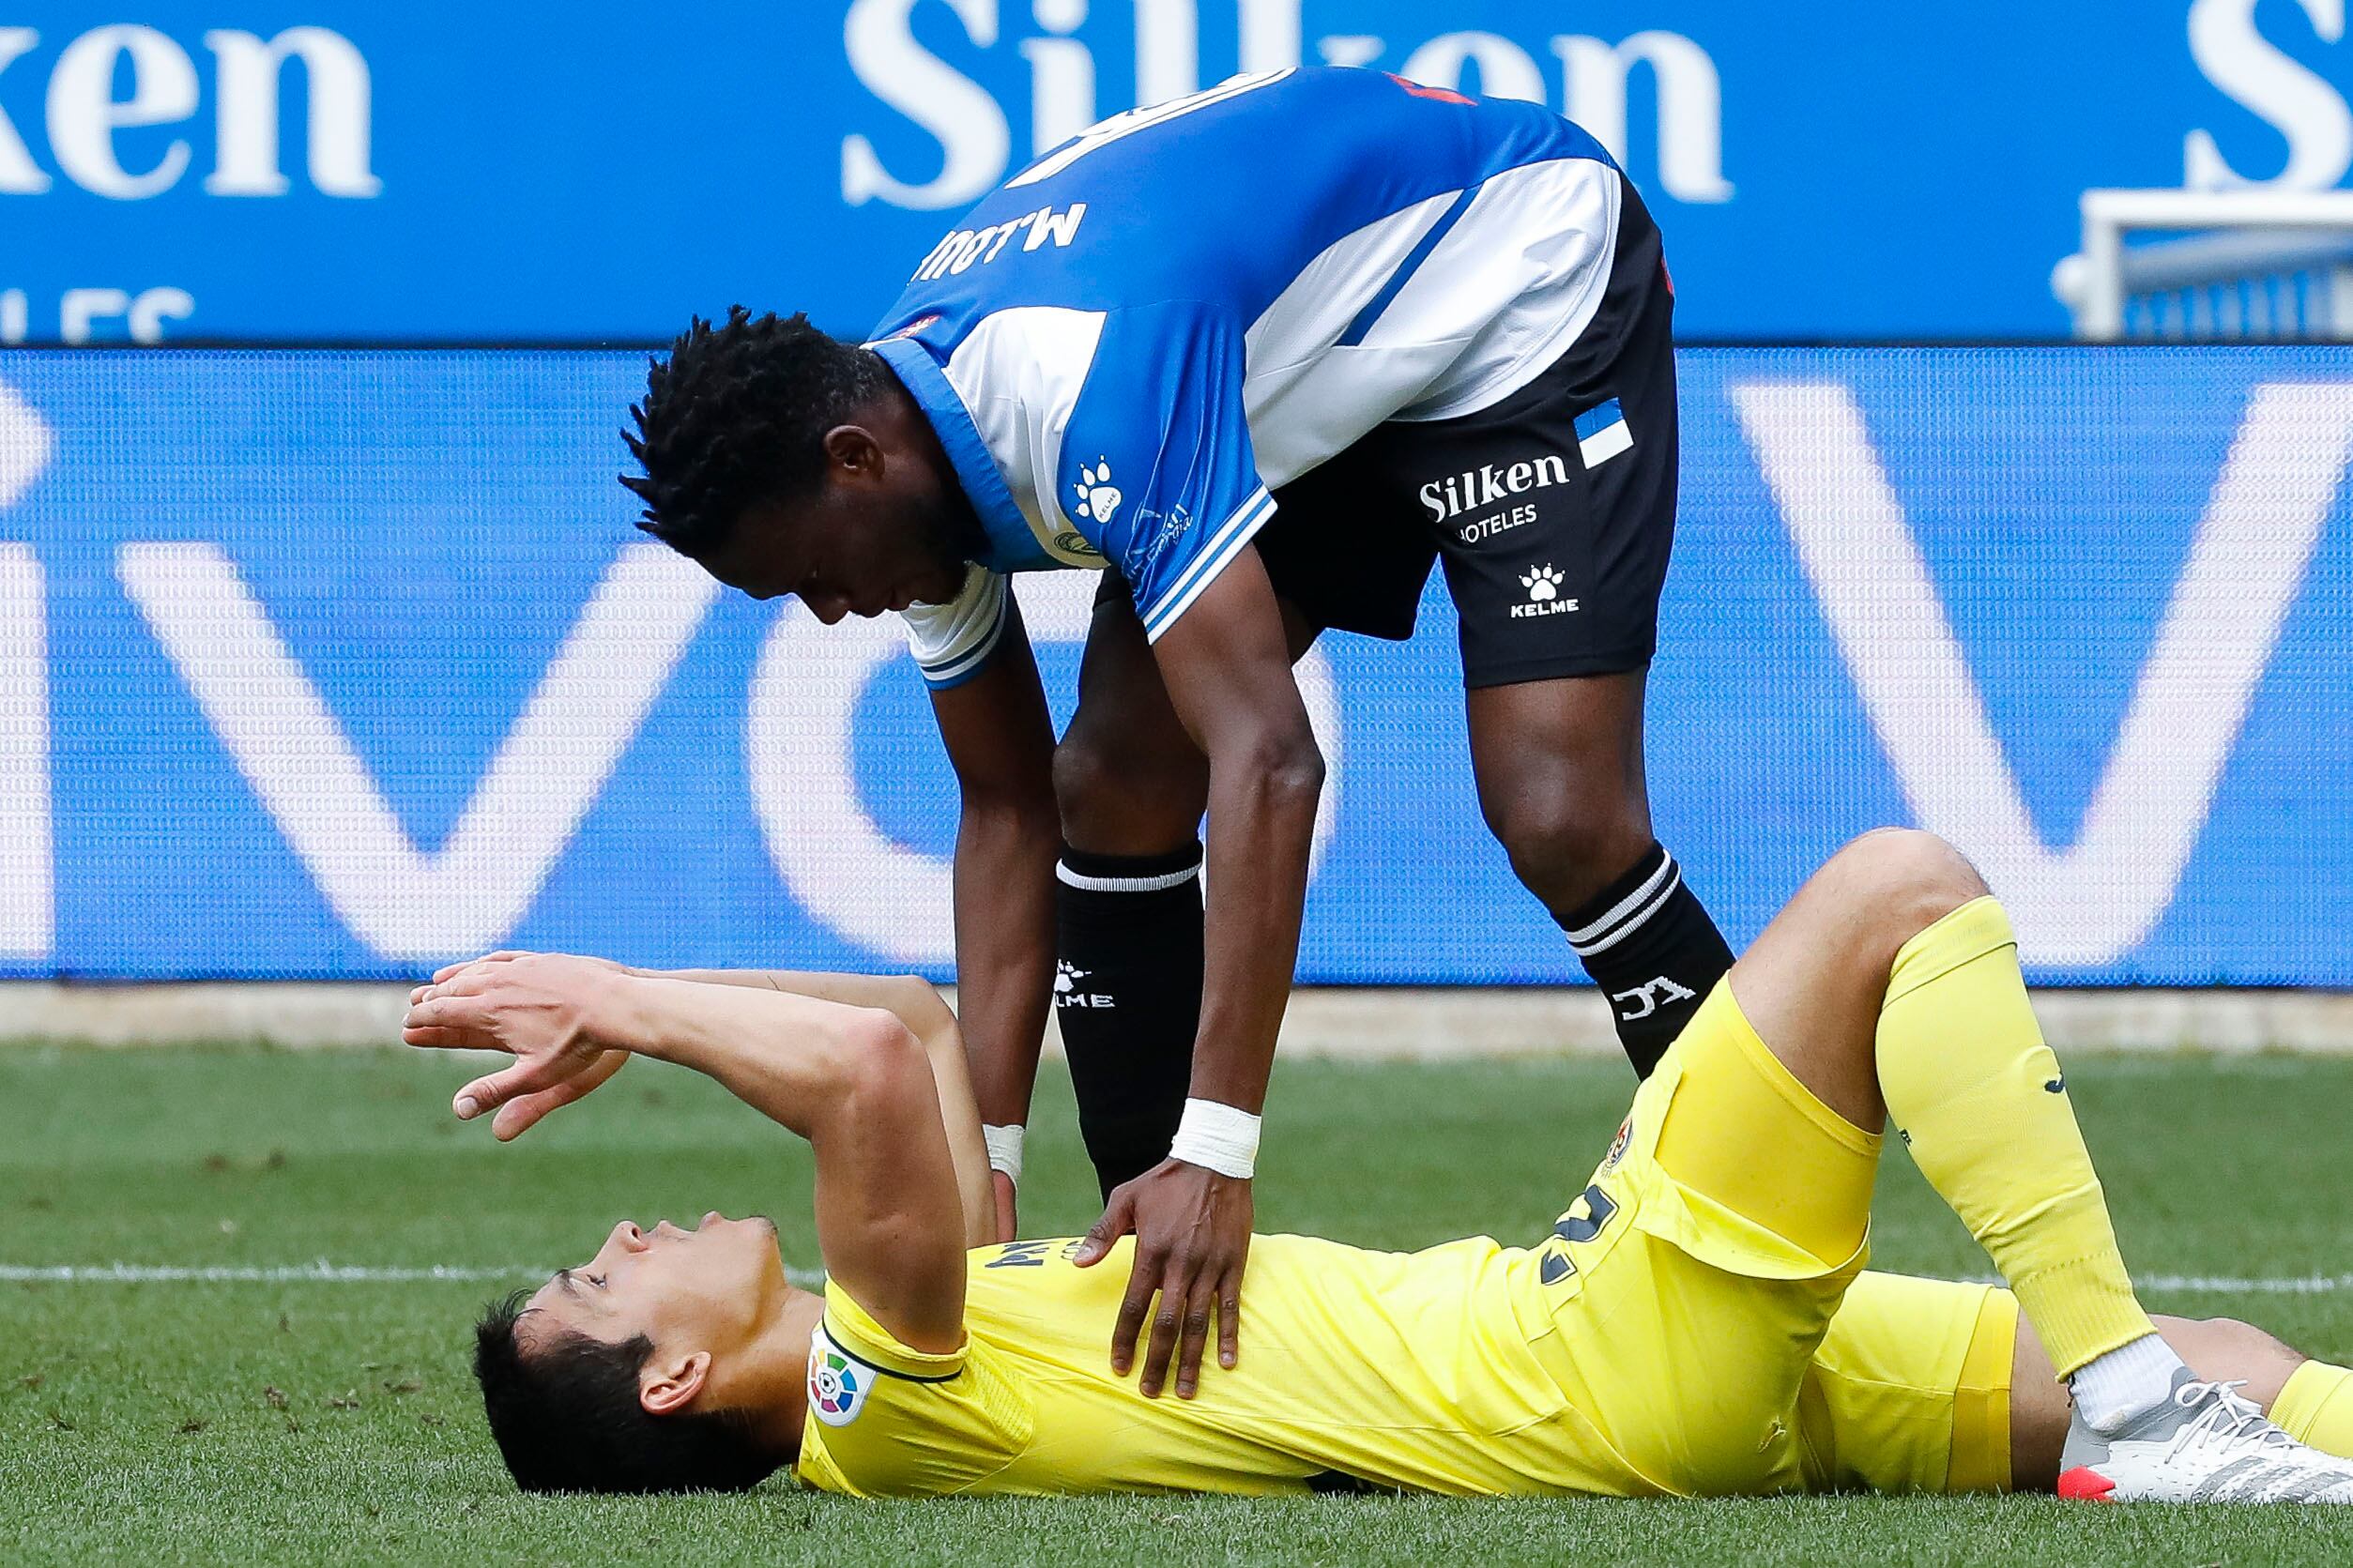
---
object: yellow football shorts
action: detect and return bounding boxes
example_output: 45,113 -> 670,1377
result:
1797,1271 -> 2018,1495
1521,979 -> 2017,1496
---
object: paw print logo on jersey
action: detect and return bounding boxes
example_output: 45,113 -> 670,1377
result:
808,1332 -> 870,1427
1072,459 -> 1123,524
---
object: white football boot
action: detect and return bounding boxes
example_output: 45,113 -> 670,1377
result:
2059,1367 -> 2353,1503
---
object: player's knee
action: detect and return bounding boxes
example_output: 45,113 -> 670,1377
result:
1052,729 -> 1207,851
1482,783 -> 1652,908
1830,829 -> 1990,947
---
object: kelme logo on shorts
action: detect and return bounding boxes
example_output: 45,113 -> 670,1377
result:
808,1324 -> 872,1428
1510,564 -> 1580,619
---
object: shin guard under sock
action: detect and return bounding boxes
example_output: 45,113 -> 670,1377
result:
1876,898 -> 2156,1379
1055,842 -> 1204,1199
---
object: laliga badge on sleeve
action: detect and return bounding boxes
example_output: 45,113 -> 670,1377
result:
1603,1117 -> 1632,1172
808,1323 -> 873,1428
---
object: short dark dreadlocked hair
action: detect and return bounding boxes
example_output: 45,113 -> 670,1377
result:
620,305 -> 890,558
471,1289 -> 780,1495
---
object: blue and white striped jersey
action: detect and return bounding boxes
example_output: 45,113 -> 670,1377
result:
868,66 -> 1627,686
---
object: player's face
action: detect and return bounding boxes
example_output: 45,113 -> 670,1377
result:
704,442 -> 970,623
521,1213 -> 787,1373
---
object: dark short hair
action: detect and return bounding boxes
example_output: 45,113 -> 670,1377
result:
620,305 -> 889,559
471,1289 -> 781,1494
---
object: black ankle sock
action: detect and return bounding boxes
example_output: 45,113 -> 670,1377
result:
1055,841 -> 1205,1198
1560,842 -> 1735,1079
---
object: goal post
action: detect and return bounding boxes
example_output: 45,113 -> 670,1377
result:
2053,188 -> 2353,341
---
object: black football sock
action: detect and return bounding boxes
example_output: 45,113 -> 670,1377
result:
1055,841 -> 1205,1199
1559,841 -> 1735,1079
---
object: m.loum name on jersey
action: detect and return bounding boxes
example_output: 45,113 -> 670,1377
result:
909,203 -> 1088,282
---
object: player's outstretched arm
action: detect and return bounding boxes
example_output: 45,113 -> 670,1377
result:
404,954 -> 969,1352
1074,544 -> 1321,1400
413,954 -> 996,1246
924,602 -> 1060,1241
628,966 -> 993,1246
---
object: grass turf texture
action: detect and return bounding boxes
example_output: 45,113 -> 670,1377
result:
6,1044 -> 2353,1564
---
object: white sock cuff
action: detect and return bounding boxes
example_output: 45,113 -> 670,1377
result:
1562,849 -> 1680,957
2070,1332 -> 2190,1431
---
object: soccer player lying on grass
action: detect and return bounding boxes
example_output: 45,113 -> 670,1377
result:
408,830 -> 2353,1503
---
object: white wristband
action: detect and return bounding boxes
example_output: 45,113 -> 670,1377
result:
1168,1098 -> 1261,1180
982,1123 -> 1025,1186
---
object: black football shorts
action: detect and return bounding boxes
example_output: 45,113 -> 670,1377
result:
1253,186 -> 1680,689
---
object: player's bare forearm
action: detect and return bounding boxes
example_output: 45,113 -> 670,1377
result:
405,958 -> 969,1347
1082,546 -> 1317,1398
950,796 -> 1059,1133
928,615 -> 1061,1135
603,975 -> 970,1347
597,976 -> 886,1134
1191,746 -> 1318,1110
1150,548 -> 1322,1115
635,967 -> 993,1245
635,965 -> 924,1007
1083,735 -> 1311,1395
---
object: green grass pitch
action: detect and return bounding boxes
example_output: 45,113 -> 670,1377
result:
7,1041 -> 2353,1564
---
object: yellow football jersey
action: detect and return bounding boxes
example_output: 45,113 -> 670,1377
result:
795,1231 -> 1627,1498
793,1239 -> 2018,1499
794,1239 -> 2016,1499
796,981 -> 2027,1500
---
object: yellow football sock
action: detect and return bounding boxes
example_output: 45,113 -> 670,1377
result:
1874,897 -> 2154,1378
2274,1362 -> 2353,1457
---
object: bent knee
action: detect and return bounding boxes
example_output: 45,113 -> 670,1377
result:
1830,829 -> 1991,944
1480,788 -> 1654,906
1051,728 -> 1209,851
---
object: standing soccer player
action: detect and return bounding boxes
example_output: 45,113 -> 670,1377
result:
621,67 -> 1734,1400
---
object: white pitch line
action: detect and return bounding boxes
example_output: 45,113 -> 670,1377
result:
2131,1273 -> 2353,1296
0,1261 -> 829,1286
1946,1273 -> 2353,1296
0,1264 -> 2341,1294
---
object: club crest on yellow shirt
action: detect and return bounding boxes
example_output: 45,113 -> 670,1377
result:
808,1325 -> 872,1428
1603,1117 -> 1632,1172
